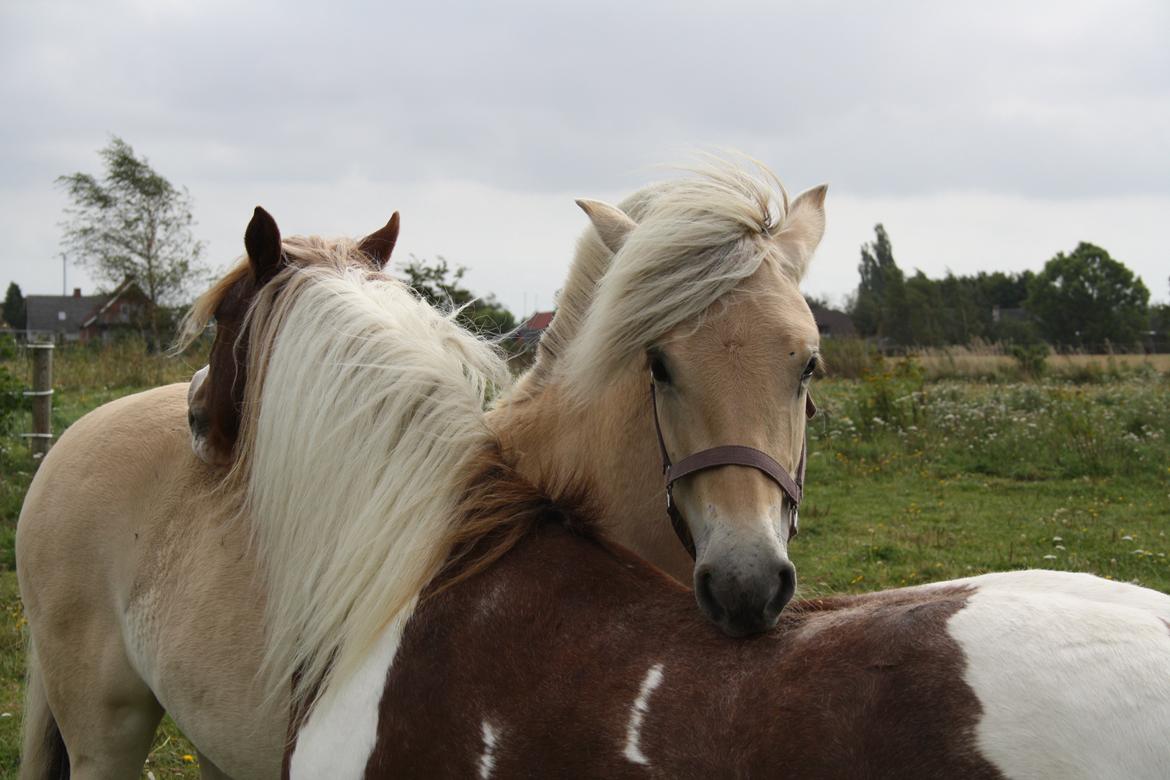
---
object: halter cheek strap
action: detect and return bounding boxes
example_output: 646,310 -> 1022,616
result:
650,375 -> 816,560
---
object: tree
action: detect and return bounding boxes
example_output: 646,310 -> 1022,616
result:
57,137 -> 207,348
1025,242 -> 1149,350
2,283 -> 25,330
850,224 -> 911,345
401,256 -> 517,338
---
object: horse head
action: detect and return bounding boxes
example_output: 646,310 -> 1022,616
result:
187,207 -> 400,465
555,166 -> 827,636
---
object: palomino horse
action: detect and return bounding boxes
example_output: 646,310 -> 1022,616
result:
186,243 -> 1166,778
17,211 -> 431,779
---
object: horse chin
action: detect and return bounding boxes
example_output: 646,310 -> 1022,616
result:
691,526 -> 796,637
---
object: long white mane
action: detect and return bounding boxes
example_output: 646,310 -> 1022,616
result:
537,158 -> 815,402
234,236 -> 511,708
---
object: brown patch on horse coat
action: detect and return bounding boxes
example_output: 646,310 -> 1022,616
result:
297,460 -> 1002,778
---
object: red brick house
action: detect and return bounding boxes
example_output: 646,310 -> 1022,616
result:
24,279 -> 154,344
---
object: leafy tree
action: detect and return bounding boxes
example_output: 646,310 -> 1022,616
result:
2,283 -> 25,330
57,136 -> 207,349
1025,242 -> 1149,349
850,224 -> 911,345
1150,300 -> 1170,352
401,256 -> 517,338
803,294 -> 831,310
904,271 -> 944,346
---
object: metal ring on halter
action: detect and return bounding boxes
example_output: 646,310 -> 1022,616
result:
650,373 -> 815,560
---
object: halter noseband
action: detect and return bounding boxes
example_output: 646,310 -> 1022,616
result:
650,374 -> 816,559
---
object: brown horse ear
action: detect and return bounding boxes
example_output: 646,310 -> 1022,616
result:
358,212 -> 400,269
244,206 -> 283,284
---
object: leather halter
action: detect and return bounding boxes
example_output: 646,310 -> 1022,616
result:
650,375 -> 816,559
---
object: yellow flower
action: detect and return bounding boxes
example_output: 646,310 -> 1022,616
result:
182,755 -> 196,764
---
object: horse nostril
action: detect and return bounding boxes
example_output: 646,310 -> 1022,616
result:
694,566 -> 726,625
769,560 -> 797,617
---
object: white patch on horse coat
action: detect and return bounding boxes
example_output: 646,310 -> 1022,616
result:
949,587 -> 1170,779
288,598 -> 417,780
187,365 -> 216,463
477,720 -> 500,779
624,662 -> 664,766
924,569 -> 1170,621
187,365 -> 208,406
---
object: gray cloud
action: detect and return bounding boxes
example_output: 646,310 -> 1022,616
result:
2,0 -> 1168,311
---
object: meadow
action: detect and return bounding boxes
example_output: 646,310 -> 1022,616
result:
0,341 -> 1167,777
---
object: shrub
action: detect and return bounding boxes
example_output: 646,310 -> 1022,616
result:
0,365 -> 21,436
821,338 -> 878,380
1008,343 -> 1049,378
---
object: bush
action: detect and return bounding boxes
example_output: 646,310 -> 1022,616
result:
821,338 -> 878,379
0,365 -> 21,436
1008,343 -> 1049,378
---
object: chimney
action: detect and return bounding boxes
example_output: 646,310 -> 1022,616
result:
73,288 -> 81,298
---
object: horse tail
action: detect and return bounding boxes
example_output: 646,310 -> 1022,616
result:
20,639 -> 69,779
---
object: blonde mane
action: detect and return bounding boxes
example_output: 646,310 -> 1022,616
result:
222,236 -> 512,708
535,158 -> 814,403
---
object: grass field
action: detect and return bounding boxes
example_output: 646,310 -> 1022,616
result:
0,343 -> 1168,777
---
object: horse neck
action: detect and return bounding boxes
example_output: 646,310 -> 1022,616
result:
488,365 -> 695,583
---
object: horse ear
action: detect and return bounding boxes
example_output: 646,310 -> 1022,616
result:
357,212 -> 400,269
245,206 -> 283,284
777,184 -> 828,282
576,199 -> 637,255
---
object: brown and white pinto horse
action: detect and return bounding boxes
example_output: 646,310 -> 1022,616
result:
208,252 -> 1166,779
185,208 -> 400,464
288,453 -> 1170,779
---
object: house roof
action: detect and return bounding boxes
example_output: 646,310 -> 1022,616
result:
809,305 -> 857,337
80,279 -> 148,328
520,310 -> 555,331
25,293 -> 107,334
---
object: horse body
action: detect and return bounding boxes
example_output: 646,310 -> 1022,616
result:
17,383 -> 284,778
288,509 -> 1170,779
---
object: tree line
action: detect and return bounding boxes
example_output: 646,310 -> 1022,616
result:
847,224 -> 1167,352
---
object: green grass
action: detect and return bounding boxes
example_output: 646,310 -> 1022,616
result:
798,371 -> 1170,594
0,344 -> 1167,776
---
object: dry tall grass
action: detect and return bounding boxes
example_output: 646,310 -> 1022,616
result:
1,337 -> 208,392
820,338 -> 1170,382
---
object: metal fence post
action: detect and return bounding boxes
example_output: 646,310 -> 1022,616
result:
23,342 -> 54,458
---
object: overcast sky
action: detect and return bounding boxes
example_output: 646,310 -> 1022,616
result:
2,0 -> 1167,316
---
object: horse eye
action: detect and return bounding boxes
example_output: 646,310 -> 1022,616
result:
803,355 -> 819,379
649,353 -> 672,384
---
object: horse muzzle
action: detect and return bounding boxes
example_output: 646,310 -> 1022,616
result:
694,541 -> 797,637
